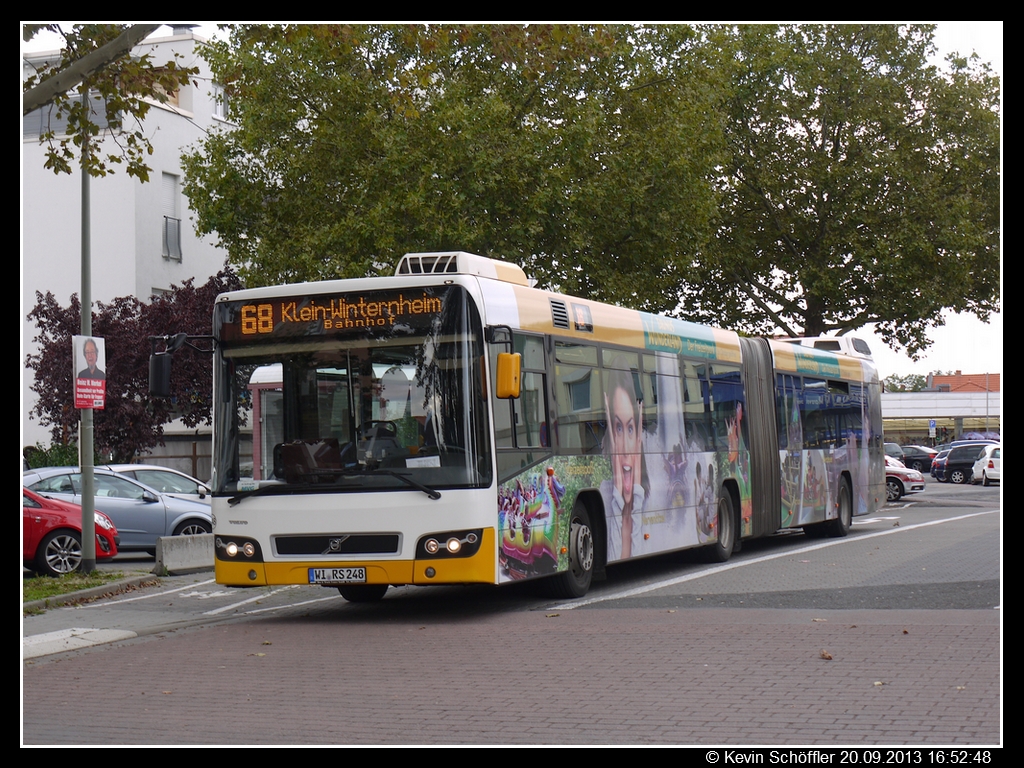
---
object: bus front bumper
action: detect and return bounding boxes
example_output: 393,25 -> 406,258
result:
215,528 -> 496,588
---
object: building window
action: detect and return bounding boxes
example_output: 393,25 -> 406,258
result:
163,216 -> 182,261
212,83 -> 229,121
162,172 -> 182,261
150,69 -> 181,108
23,91 -> 112,139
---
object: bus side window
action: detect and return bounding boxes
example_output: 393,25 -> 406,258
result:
683,360 -> 709,451
515,372 -> 547,448
555,363 -> 604,453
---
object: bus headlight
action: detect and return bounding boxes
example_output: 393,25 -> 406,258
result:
215,536 -> 263,562
416,529 -> 483,559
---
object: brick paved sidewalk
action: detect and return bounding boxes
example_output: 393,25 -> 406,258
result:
22,606 -> 999,746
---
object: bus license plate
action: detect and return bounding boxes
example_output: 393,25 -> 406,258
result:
309,567 -> 367,585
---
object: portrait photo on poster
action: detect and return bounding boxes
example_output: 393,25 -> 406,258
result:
73,335 -> 107,409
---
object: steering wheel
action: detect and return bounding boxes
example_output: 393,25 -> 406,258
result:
362,420 -> 398,439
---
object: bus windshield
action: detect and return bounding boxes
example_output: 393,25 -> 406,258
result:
212,285 -> 491,497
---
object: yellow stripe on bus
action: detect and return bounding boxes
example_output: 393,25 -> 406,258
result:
215,529 -> 497,588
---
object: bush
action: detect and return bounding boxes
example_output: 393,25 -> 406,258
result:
24,441 -> 79,469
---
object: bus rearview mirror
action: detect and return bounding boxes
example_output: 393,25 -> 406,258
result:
495,352 -> 521,399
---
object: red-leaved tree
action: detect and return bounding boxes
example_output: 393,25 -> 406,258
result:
25,268 -> 242,462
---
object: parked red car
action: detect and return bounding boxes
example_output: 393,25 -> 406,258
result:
885,456 -> 926,502
23,488 -> 119,576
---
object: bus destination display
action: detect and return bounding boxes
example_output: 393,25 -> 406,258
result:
219,290 -> 445,341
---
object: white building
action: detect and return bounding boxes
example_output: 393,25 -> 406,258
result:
22,26 -> 228,453
881,390 -> 1001,444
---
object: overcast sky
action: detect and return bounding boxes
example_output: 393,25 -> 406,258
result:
23,23 -> 1002,377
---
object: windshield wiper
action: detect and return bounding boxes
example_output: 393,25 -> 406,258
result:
359,469 -> 442,500
227,482 -> 312,506
226,469 -> 441,505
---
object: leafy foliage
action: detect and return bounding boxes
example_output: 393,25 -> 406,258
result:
182,24 -> 724,314
688,25 -> 1000,356
25,269 -> 242,463
182,24 -> 999,357
24,441 -> 79,469
23,24 -> 199,180
882,373 -> 927,392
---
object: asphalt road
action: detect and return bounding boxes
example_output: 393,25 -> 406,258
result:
22,481 -> 1001,746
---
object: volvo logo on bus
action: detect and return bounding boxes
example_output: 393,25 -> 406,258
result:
323,535 -> 351,554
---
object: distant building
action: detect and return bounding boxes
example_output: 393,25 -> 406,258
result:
883,371 -> 1000,445
927,371 -> 1000,393
23,26 -> 228,465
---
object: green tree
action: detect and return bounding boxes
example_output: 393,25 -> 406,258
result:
23,24 -> 198,180
181,24 -> 724,313
25,270 -> 242,463
182,25 -> 999,358
882,373 -> 927,392
689,25 -> 999,357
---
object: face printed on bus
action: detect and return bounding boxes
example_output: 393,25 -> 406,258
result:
609,385 -> 642,508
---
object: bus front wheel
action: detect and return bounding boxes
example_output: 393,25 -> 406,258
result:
543,502 -> 594,599
338,584 -> 389,602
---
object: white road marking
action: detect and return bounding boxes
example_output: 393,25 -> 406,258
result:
178,590 -> 240,599
202,585 -> 301,615
552,509 -> 998,610
241,592 -> 345,614
77,578 -> 218,606
25,508 -> 998,659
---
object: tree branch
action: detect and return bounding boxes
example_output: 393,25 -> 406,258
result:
23,24 -> 162,115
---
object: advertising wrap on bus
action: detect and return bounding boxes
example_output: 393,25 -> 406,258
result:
201,251 -> 884,602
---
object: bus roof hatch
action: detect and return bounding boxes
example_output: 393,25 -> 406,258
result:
396,251 -> 530,286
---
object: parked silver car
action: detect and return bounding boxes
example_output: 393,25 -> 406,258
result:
23,467 -> 212,553
104,464 -> 211,505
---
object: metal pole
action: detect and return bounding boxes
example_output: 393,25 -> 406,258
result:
985,372 -> 989,435
80,87 -> 96,574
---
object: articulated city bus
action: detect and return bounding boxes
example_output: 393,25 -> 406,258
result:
208,252 -> 884,600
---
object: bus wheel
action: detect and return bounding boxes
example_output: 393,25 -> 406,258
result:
705,492 -> 736,563
827,478 -> 853,537
338,584 -> 388,602
544,503 -> 594,598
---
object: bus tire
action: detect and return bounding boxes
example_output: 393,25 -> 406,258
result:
826,478 -> 853,537
338,584 -> 388,602
543,502 -> 595,599
705,491 -> 736,563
